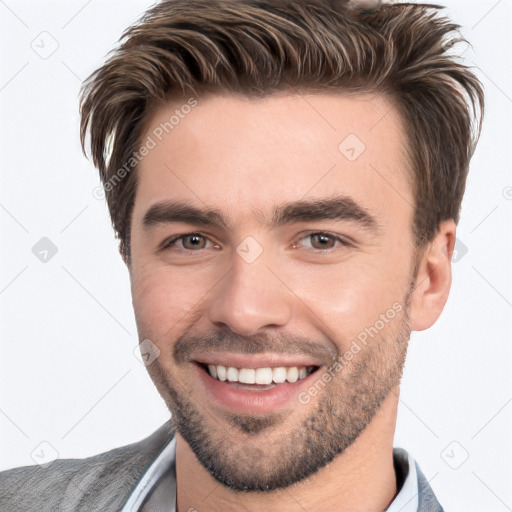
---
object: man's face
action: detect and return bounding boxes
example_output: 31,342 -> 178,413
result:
129,92 -> 417,491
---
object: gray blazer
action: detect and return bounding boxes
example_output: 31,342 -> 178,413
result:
0,420 -> 444,511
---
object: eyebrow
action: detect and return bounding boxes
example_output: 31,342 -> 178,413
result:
142,196 -> 382,234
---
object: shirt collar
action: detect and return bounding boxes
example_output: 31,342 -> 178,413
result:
386,448 -> 419,512
121,436 -> 177,512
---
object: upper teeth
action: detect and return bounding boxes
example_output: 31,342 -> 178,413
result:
206,365 -> 313,384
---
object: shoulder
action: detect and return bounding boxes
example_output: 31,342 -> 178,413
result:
416,461 -> 445,512
393,447 -> 445,512
0,420 -> 175,512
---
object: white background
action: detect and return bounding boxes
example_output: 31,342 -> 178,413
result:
1,1 -> 511,510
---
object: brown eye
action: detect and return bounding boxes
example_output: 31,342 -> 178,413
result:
162,233 -> 214,252
181,234 -> 207,250
310,233 -> 336,249
292,232 -> 350,251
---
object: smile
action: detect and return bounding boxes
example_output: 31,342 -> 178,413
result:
204,364 -> 316,385
193,360 -> 322,413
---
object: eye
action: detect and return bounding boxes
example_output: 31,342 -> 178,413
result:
292,232 -> 352,251
160,231 -> 351,254
161,233 -> 219,252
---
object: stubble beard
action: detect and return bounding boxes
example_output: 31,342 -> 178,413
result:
145,299 -> 412,492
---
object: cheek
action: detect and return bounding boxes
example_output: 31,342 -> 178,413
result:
281,260 -> 408,344
130,267 -> 196,340
131,262 -> 226,345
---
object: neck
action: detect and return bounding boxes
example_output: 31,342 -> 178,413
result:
175,388 -> 400,512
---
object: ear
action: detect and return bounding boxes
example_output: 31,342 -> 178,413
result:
409,219 -> 457,331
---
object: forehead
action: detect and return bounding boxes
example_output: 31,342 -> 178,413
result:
132,92 -> 413,229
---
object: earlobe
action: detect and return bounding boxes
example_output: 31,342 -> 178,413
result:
409,220 -> 457,332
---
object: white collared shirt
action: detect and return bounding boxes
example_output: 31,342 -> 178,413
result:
121,441 -> 419,512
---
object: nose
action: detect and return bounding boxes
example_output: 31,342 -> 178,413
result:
207,252 -> 293,337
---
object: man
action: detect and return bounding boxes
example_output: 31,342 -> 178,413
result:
0,0 -> 484,510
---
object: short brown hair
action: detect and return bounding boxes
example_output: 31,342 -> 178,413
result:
80,0 -> 484,266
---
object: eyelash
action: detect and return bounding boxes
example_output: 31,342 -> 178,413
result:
160,232 -> 352,253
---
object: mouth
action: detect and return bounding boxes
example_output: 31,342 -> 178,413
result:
196,362 -> 318,389
192,360 -> 322,413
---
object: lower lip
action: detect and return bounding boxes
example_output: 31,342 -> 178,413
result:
193,363 -> 320,414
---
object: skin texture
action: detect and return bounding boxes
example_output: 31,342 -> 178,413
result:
128,92 -> 456,512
